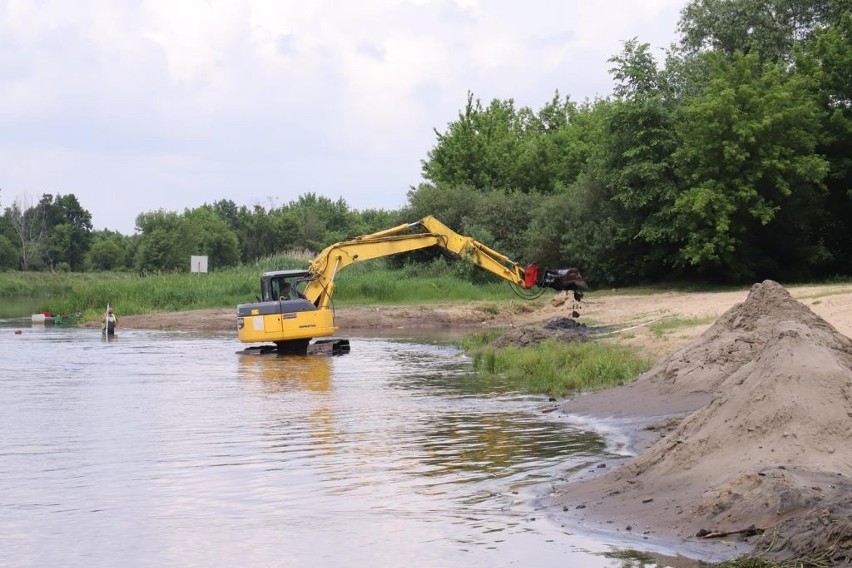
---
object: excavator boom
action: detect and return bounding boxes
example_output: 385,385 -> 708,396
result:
236,215 -> 586,354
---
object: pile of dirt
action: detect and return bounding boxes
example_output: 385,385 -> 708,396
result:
550,281 -> 852,564
492,317 -> 593,348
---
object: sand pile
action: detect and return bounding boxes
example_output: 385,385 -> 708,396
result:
551,281 -> 852,564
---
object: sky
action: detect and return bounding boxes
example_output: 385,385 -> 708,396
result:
0,0 -> 687,235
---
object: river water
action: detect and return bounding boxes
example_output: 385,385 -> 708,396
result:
0,317 -> 650,568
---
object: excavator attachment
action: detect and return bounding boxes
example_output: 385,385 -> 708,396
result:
524,265 -> 587,297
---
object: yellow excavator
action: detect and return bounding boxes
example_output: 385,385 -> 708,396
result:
236,215 -> 587,355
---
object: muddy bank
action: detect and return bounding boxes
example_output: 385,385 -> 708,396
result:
99,302 -> 544,333
547,281 -> 852,565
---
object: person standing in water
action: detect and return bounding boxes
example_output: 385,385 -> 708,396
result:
103,307 -> 118,336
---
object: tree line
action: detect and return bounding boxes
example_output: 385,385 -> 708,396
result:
1,0 -> 850,286
0,192 -> 398,274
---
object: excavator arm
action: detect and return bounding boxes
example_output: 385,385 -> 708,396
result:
236,215 -> 586,353
302,215 -> 586,309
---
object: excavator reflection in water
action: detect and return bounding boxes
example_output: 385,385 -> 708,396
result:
237,216 -> 587,355
239,354 -> 332,393
238,355 -> 338,458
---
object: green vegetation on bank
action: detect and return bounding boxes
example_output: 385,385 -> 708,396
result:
0,256 -> 546,320
460,333 -> 653,398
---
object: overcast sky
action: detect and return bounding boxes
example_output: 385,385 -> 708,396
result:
1,0 -> 686,235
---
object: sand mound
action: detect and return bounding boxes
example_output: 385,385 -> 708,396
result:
639,279 -> 848,396
551,281 -> 852,564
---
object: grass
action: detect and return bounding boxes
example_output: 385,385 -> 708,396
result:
460,335 -> 653,398
0,255 -> 551,320
647,315 -> 717,338
793,286 -> 852,302
0,271 -> 108,298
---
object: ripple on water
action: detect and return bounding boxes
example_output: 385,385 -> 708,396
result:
0,328 -> 617,567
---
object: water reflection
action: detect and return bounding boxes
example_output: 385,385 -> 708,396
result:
418,412 -> 605,481
238,353 -> 332,393
238,354 -> 338,462
0,296 -> 50,321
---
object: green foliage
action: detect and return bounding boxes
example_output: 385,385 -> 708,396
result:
465,339 -> 652,398
610,38 -> 662,100
134,210 -> 198,272
678,0 -> 849,63
39,193 -> 93,271
134,207 -> 241,272
0,234 -> 20,271
671,50 -> 829,279
422,91 -> 593,194
796,12 -> 852,273
0,192 -> 93,272
86,231 -> 131,271
47,270 -> 254,318
184,206 -> 241,268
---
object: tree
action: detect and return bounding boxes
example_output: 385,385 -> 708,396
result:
671,50 -> 829,279
5,194 -> 47,271
677,0 -> 850,63
422,92 -> 594,195
87,231 -> 131,271
238,204 -> 288,262
33,193 -> 93,271
0,234 -> 19,271
184,206 -> 241,268
279,193 -> 356,251
423,93 -> 520,190
795,12 -> 852,273
678,0 -> 850,61
592,40 -> 682,276
134,210 -> 199,272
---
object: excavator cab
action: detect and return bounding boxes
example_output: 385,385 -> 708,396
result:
261,270 -> 310,302
237,269 -> 346,355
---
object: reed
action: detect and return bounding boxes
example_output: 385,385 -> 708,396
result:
0,271 -> 106,298
4,256 -> 544,319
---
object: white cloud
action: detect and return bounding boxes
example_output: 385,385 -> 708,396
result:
0,0 -> 686,234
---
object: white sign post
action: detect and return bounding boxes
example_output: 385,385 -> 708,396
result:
190,255 -> 209,273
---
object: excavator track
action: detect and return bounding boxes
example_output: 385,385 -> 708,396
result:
238,338 -> 351,356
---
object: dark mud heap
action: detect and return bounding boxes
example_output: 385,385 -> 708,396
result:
551,281 -> 852,565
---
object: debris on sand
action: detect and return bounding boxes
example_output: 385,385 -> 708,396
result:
492,317 -> 592,348
550,281 -> 852,564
